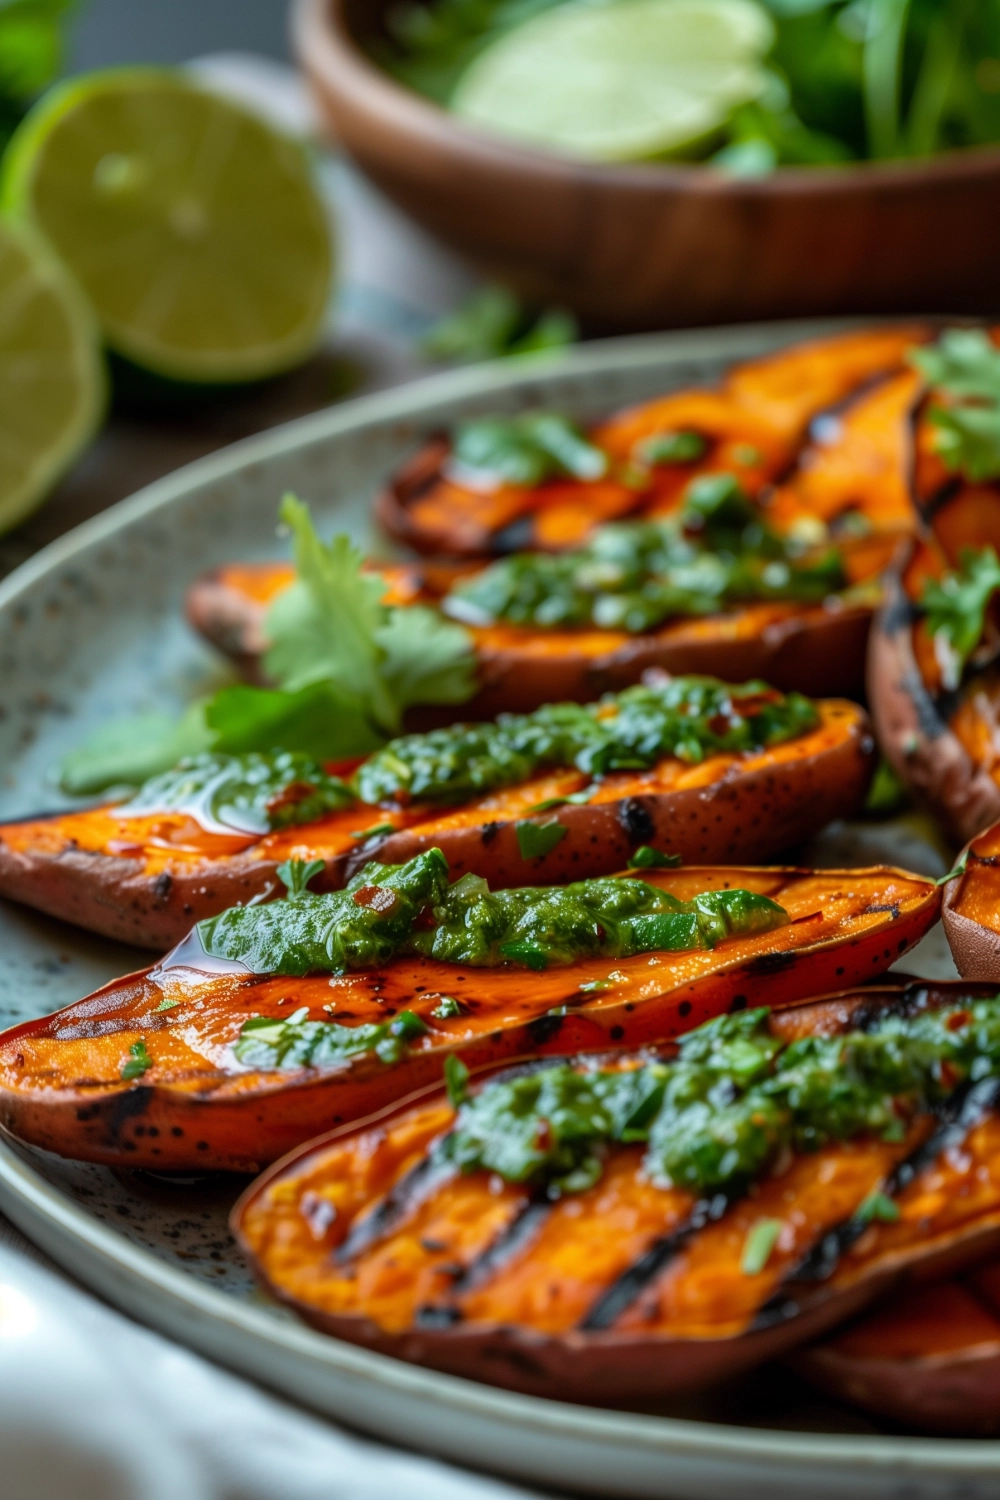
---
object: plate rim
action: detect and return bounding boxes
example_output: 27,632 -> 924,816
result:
3,315 -> 996,1484
2,1130 -> 1000,1475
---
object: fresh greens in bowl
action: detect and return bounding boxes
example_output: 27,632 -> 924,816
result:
377,0 -> 1000,169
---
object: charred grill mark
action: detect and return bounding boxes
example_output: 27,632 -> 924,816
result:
862,902 -> 900,919
152,872 -> 173,902
900,667 -> 948,741
412,1201 -> 552,1330
751,1075 -> 1000,1331
451,1200 -> 551,1293
493,517 -> 536,554
747,950 -> 797,976
526,1012 -> 564,1046
617,798 -> 655,844
335,1156 -> 455,1264
578,1193 -> 730,1331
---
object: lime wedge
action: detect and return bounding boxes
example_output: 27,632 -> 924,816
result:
452,0 -> 774,162
0,216 -> 104,535
2,69 -> 334,384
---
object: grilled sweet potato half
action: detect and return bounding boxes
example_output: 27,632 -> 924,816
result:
233,978 -> 1000,1405
0,677 -> 874,949
376,326 -> 925,557
941,818 -> 1000,980
796,1258 -> 1000,1435
188,338 -> 923,710
868,330 -> 1000,844
0,855 -> 938,1172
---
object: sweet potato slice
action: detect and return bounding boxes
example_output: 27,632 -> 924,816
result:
231,976 -> 1000,1405
0,866 -> 938,1171
187,559 -> 878,710
942,817 -> 1000,980
0,699 -> 875,948
377,327 -> 926,558
795,1265 -> 1000,1434
868,485 -> 1000,845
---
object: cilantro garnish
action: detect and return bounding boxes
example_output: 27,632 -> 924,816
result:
59,495 -> 477,794
920,545 -> 1000,691
911,329 -> 1000,482
450,413 -> 607,489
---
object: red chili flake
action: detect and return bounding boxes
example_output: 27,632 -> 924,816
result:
946,1009 -> 971,1032
707,715 -> 732,736
352,885 -> 399,914
535,1118 -> 554,1152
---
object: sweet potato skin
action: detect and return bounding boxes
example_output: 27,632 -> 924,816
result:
0,867 -> 940,1171
0,700 -> 875,949
868,537 -> 1000,847
231,978 -> 1000,1407
942,819 -> 1000,981
794,1270 -> 1000,1434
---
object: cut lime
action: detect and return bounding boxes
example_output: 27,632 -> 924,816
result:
0,216 -> 104,535
452,0 -> 774,162
2,69 -> 334,384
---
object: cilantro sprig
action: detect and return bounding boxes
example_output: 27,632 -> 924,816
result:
920,545 -> 1000,692
911,329 -> 1000,483
59,495 -> 477,795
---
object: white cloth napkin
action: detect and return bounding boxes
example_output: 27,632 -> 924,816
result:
0,1224 -> 541,1500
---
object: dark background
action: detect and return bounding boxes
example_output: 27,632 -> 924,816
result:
68,0 -> 290,70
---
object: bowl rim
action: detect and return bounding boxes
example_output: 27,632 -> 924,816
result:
294,0 -> 1000,196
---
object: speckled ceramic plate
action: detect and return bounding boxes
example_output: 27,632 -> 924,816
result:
0,321 -> 993,1500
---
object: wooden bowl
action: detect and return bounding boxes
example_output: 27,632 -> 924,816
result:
294,0 -> 1000,332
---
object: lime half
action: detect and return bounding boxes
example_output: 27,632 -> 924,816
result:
2,70 -> 334,384
452,0 -> 774,162
0,216 -> 104,535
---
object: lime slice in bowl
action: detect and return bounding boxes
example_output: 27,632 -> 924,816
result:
0,216 -> 105,536
1,69 -> 334,384
452,0 -> 774,162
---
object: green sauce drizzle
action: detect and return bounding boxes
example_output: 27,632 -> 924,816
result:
119,751 -> 353,835
354,675 -> 819,806
438,997 -> 1000,1198
201,851 -> 788,981
443,477 -> 845,634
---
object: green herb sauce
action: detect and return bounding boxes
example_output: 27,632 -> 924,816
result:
235,1006 -> 429,1070
201,851 -> 789,981
443,477 -> 845,634
199,849 -> 452,977
354,675 -> 819,806
438,996 -> 1000,1198
119,751 -> 353,835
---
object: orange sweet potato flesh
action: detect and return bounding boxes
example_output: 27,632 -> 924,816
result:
0,700 -> 874,948
868,482 -> 1000,846
376,327 -> 926,558
0,866 -> 939,1172
232,977 -> 1000,1407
